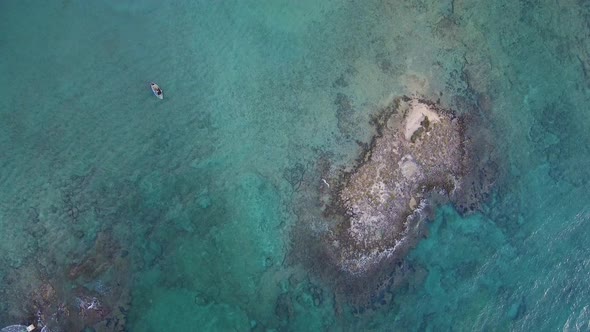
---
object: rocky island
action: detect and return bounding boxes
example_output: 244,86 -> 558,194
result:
290,94 -> 497,309
326,97 -> 467,275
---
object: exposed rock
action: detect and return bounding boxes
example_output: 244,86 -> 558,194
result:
326,97 -> 468,275
289,95 -> 497,311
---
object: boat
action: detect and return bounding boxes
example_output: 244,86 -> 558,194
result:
150,82 -> 163,99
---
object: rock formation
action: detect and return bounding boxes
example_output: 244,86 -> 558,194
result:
288,94 -> 498,310
325,97 -> 469,275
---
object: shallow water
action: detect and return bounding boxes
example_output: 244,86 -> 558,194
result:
1,0 -> 589,331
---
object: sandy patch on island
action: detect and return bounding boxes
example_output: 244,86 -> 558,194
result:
404,101 -> 441,141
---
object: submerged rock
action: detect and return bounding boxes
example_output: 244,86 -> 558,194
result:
326,97 -> 469,275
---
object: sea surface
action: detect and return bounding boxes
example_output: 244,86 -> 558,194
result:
1,0 -> 589,331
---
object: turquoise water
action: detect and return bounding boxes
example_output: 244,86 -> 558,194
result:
1,0 -> 589,331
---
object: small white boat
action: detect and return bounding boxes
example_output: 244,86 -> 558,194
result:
150,82 -> 163,99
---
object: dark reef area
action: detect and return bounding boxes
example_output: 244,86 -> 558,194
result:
289,94 -> 499,310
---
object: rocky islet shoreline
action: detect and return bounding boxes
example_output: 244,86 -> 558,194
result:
290,94 -> 498,306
